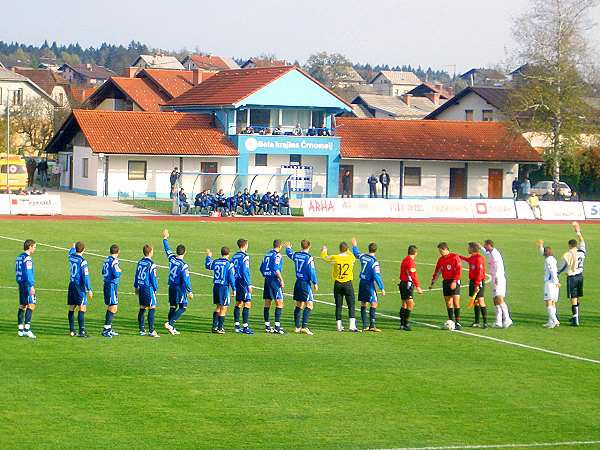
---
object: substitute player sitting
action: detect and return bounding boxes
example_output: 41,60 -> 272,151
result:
430,243 -> 463,330
557,222 -> 586,326
399,245 -> 423,331
352,237 -> 385,332
459,243 -> 487,328
206,247 -> 236,334
285,240 -> 318,335
321,241 -> 359,332
537,240 -> 560,329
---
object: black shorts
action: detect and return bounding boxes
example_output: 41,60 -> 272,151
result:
469,280 -> 484,299
567,274 -> 584,299
358,281 -> 376,303
67,283 -> 86,306
334,281 -> 355,303
442,279 -> 460,297
399,281 -> 414,301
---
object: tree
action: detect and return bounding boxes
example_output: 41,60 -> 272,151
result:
508,0 -> 599,188
304,52 -> 354,89
10,98 -> 56,156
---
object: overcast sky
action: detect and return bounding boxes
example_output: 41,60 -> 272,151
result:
2,0 -> 600,72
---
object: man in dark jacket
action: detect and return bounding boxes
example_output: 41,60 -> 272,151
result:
170,168 -> 180,199
379,169 -> 390,199
368,174 -> 378,198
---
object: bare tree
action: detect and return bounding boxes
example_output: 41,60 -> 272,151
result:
10,97 -> 56,155
508,0 -> 599,186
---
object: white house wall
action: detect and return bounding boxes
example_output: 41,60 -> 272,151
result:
72,145 -> 100,195
433,92 -> 506,121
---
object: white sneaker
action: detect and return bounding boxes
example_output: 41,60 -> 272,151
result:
337,326 -> 345,332
23,330 -> 36,339
503,319 -> 513,328
300,328 -> 314,336
348,328 -> 360,333
494,321 -> 503,328
547,321 -> 559,329
164,322 -> 176,336
18,330 -> 24,337
543,321 -> 553,328
149,330 -> 160,338
172,329 -> 181,335
294,327 -> 301,333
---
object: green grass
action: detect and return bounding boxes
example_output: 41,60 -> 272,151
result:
119,199 -> 173,214
1,219 -> 600,449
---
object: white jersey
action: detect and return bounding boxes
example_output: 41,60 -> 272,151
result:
559,240 -> 586,276
484,248 -> 505,279
544,255 -> 559,284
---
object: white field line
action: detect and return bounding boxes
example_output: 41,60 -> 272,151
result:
0,286 -> 212,297
0,234 -> 598,365
385,439 -> 600,449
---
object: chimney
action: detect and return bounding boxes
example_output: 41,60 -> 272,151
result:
402,93 -> 412,108
124,67 -> 138,78
425,92 -> 441,106
192,68 -> 204,85
434,83 -> 443,91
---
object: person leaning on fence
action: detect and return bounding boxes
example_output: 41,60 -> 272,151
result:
178,188 -> 190,214
170,168 -> 180,199
368,174 -> 378,198
512,177 -> 521,200
379,169 -> 390,199
528,193 -> 542,219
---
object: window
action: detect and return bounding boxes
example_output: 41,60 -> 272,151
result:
404,167 -> 421,186
311,111 -> 325,128
11,89 -> 23,106
465,110 -> 474,121
58,93 -> 64,106
482,109 -> 494,121
128,161 -> 147,180
255,154 -> 268,167
249,109 -> 270,128
290,154 -> 302,165
82,158 -> 89,179
0,87 -> 2,104
281,109 -> 310,129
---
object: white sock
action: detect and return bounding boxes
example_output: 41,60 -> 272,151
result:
25,324 -> 30,330
551,306 -> 558,323
275,321 -> 281,327
336,319 -> 343,329
234,321 -> 240,326
349,318 -> 356,329
18,324 -> 24,331
547,306 -> 558,323
500,303 -> 509,320
265,321 -> 270,327
495,305 -> 502,323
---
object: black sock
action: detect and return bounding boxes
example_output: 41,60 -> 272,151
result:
361,306 -> 367,328
148,308 -> 155,332
105,310 -> 115,327
77,311 -> 85,332
138,308 -> 146,331
571,304 -> 577,318
168,307 -> 177,322
24,308 -> 33,326
263,307 -> 270,323
481,306 -> 488,324
234,306 -> 241,325
474,305 -> 480,323
399,307 -> 406,326
294,306 -> 301,328
212,311 -> 218,329
302,308 -> 311,328
68,310 -> 75,332
447,308 -> 454,320
369,307 -> 376,328
17,309 -> 25,326
454,308 -> 461,323
404,309 -> 411,325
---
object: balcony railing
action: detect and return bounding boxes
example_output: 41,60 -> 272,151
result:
238,125 -> 333,137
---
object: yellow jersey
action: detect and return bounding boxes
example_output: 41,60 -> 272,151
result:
320,250 -> 356,283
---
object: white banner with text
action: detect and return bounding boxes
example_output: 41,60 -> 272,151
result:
0,194 -> 62,215
583,202 -> 600,220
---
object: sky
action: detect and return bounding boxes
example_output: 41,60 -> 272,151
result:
2,0 -> 600,73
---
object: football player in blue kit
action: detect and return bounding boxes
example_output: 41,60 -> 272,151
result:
231,238 -> 254,334
284,240 -> 318,335
134,244 -> 160,338
162,229 -> 193,336
205,246 -> 236,334
67,242 -> 93,337
260,240 -> 285,334
352,237 -> 385,332
16,239 -> 37,338
101,244 -> 122,338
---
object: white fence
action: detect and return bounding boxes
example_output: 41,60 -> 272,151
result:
303,198 -> 594,221
0,194 -> 62,215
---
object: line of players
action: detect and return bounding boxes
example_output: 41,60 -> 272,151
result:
192,189 -> 290,216
14,224 -> 586,338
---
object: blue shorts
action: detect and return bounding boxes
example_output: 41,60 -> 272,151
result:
67,283 -> 87,306
18,283 -> 36,306
213,284 -> 230,306
235,280 -> 252,302
138,287 -> 157,307
263,278 -> 283,301
168,285 -> 188,306
358,281 -> 377,303
103,283 -> 119,306
293,280 -> 313,302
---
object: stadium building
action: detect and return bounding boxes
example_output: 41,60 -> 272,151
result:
46,66 -> 541,199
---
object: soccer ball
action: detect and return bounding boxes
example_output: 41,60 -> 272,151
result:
443,320 -> 456,331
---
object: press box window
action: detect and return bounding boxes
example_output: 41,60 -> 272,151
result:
128,161 -> 147,180
82,158 -> 89,179
404,167 -> 421,186
255,154 -> 268,167
290,154 -> 302,165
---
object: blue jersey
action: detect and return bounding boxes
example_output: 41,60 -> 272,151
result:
68,248 -> 92,293
260,250 -> 283,279
205,256 -> 236,288
261,194 -> 271,205
285,248 -> 317,285
102,255 -> 122,286
16,252 -> 35,287
353,246 -> 384,290
232,251 -> 251,288
134,257 -> 158,292
163,239 -> 192,292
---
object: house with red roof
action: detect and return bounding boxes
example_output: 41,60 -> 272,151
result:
181,54 -> 239,71
45,65 -> 540,200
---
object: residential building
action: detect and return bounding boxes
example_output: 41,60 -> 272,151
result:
240,58 -> 290,69
59,63 -> 115,87
181,54 -> 239,71
406,82 -> 453,100
0,67 -> 59,114
13,68 -> 70,107
425,86 -> 510,122
370,71 -> 422,96
350,94 -> 441,119
132,55 -> 185,71
460,68 -> 507,87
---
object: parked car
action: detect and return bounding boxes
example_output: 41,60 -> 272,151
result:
531,180 -> 572,200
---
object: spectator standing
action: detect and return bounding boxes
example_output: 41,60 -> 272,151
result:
512,177 -> 521,200
170,168 -> 180,199
368,174 -> 378,198
37,159 -> 49,187
26,158 -> 37,187
51,162 -> 62,188
379,169 -> 390,199
341,170 -> 352,198
521,177 -> 531,200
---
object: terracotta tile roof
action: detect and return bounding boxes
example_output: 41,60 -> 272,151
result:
185,55 -> 239,70
336,118 -> 541,162
68,86 -> 97,104
71,110 -> 238,156
13,68 -> 68,95
167,66 -> 352,108
110,77 -> 168,111
139,68 -> 196,98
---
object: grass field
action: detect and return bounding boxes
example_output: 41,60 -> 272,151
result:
1,218 -> 600,450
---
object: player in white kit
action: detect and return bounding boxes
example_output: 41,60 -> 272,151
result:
538,240 -> 560,328
557,222 -> 586,326
482,240 -> 512,328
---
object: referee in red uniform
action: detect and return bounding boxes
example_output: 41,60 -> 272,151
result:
429,243 -> 463,329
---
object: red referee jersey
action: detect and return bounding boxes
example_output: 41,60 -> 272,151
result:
459,254 -> 485,284
432,253 -> 462,282
400,256 -> 420,288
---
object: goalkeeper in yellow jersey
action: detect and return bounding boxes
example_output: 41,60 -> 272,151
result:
321,242 -> 359,332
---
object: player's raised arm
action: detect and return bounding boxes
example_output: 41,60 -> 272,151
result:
205,249 -> 213,269
537,240 -> 545,255
162,229 -> 174,257
284,245 -> 295,260
351,237 -> 361,258
320,245 -> 331,262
